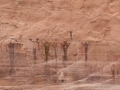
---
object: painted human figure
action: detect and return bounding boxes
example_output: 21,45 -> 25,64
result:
33,48 -> 37,62
8,42 -> 15,80
41,40 -> 51,79
29,38 -> 39,64
61,41 -> 70,61
68,30 -> 73,39
43,41 -> 50,61
111,64 -> 116,79
82,42 -> 89,62
52,42 -> 57,60
52,42 -> 58,69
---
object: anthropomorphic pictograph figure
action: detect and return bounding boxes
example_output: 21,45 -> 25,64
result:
68,30 -> 73,39
111,64 -> 116,79
7,42 -> 15,81
52,42 -> 57,60
29,38 -> 39,64
82,42 -> 90,62
41,40 -> 51,80
52,42 -> 58,69
61,41 -> 70,61
43,41 -> 50,61
33,48 -> 37,62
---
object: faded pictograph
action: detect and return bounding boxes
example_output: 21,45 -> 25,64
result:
0,37 -> 119,88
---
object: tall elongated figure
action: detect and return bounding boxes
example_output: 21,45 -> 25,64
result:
29,38 -> 39,64
52,42 -> 58,69
69,30 -> 73,39
61,41 -> 70,61
111,64 -> 116,79
82,42 -> 90,62
8,42 -> 15,80
43,41 -> 50,61
52,42 -> 57,60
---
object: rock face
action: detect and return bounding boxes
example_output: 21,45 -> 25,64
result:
0,0 -> 120,41
0,0 -> 120,90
